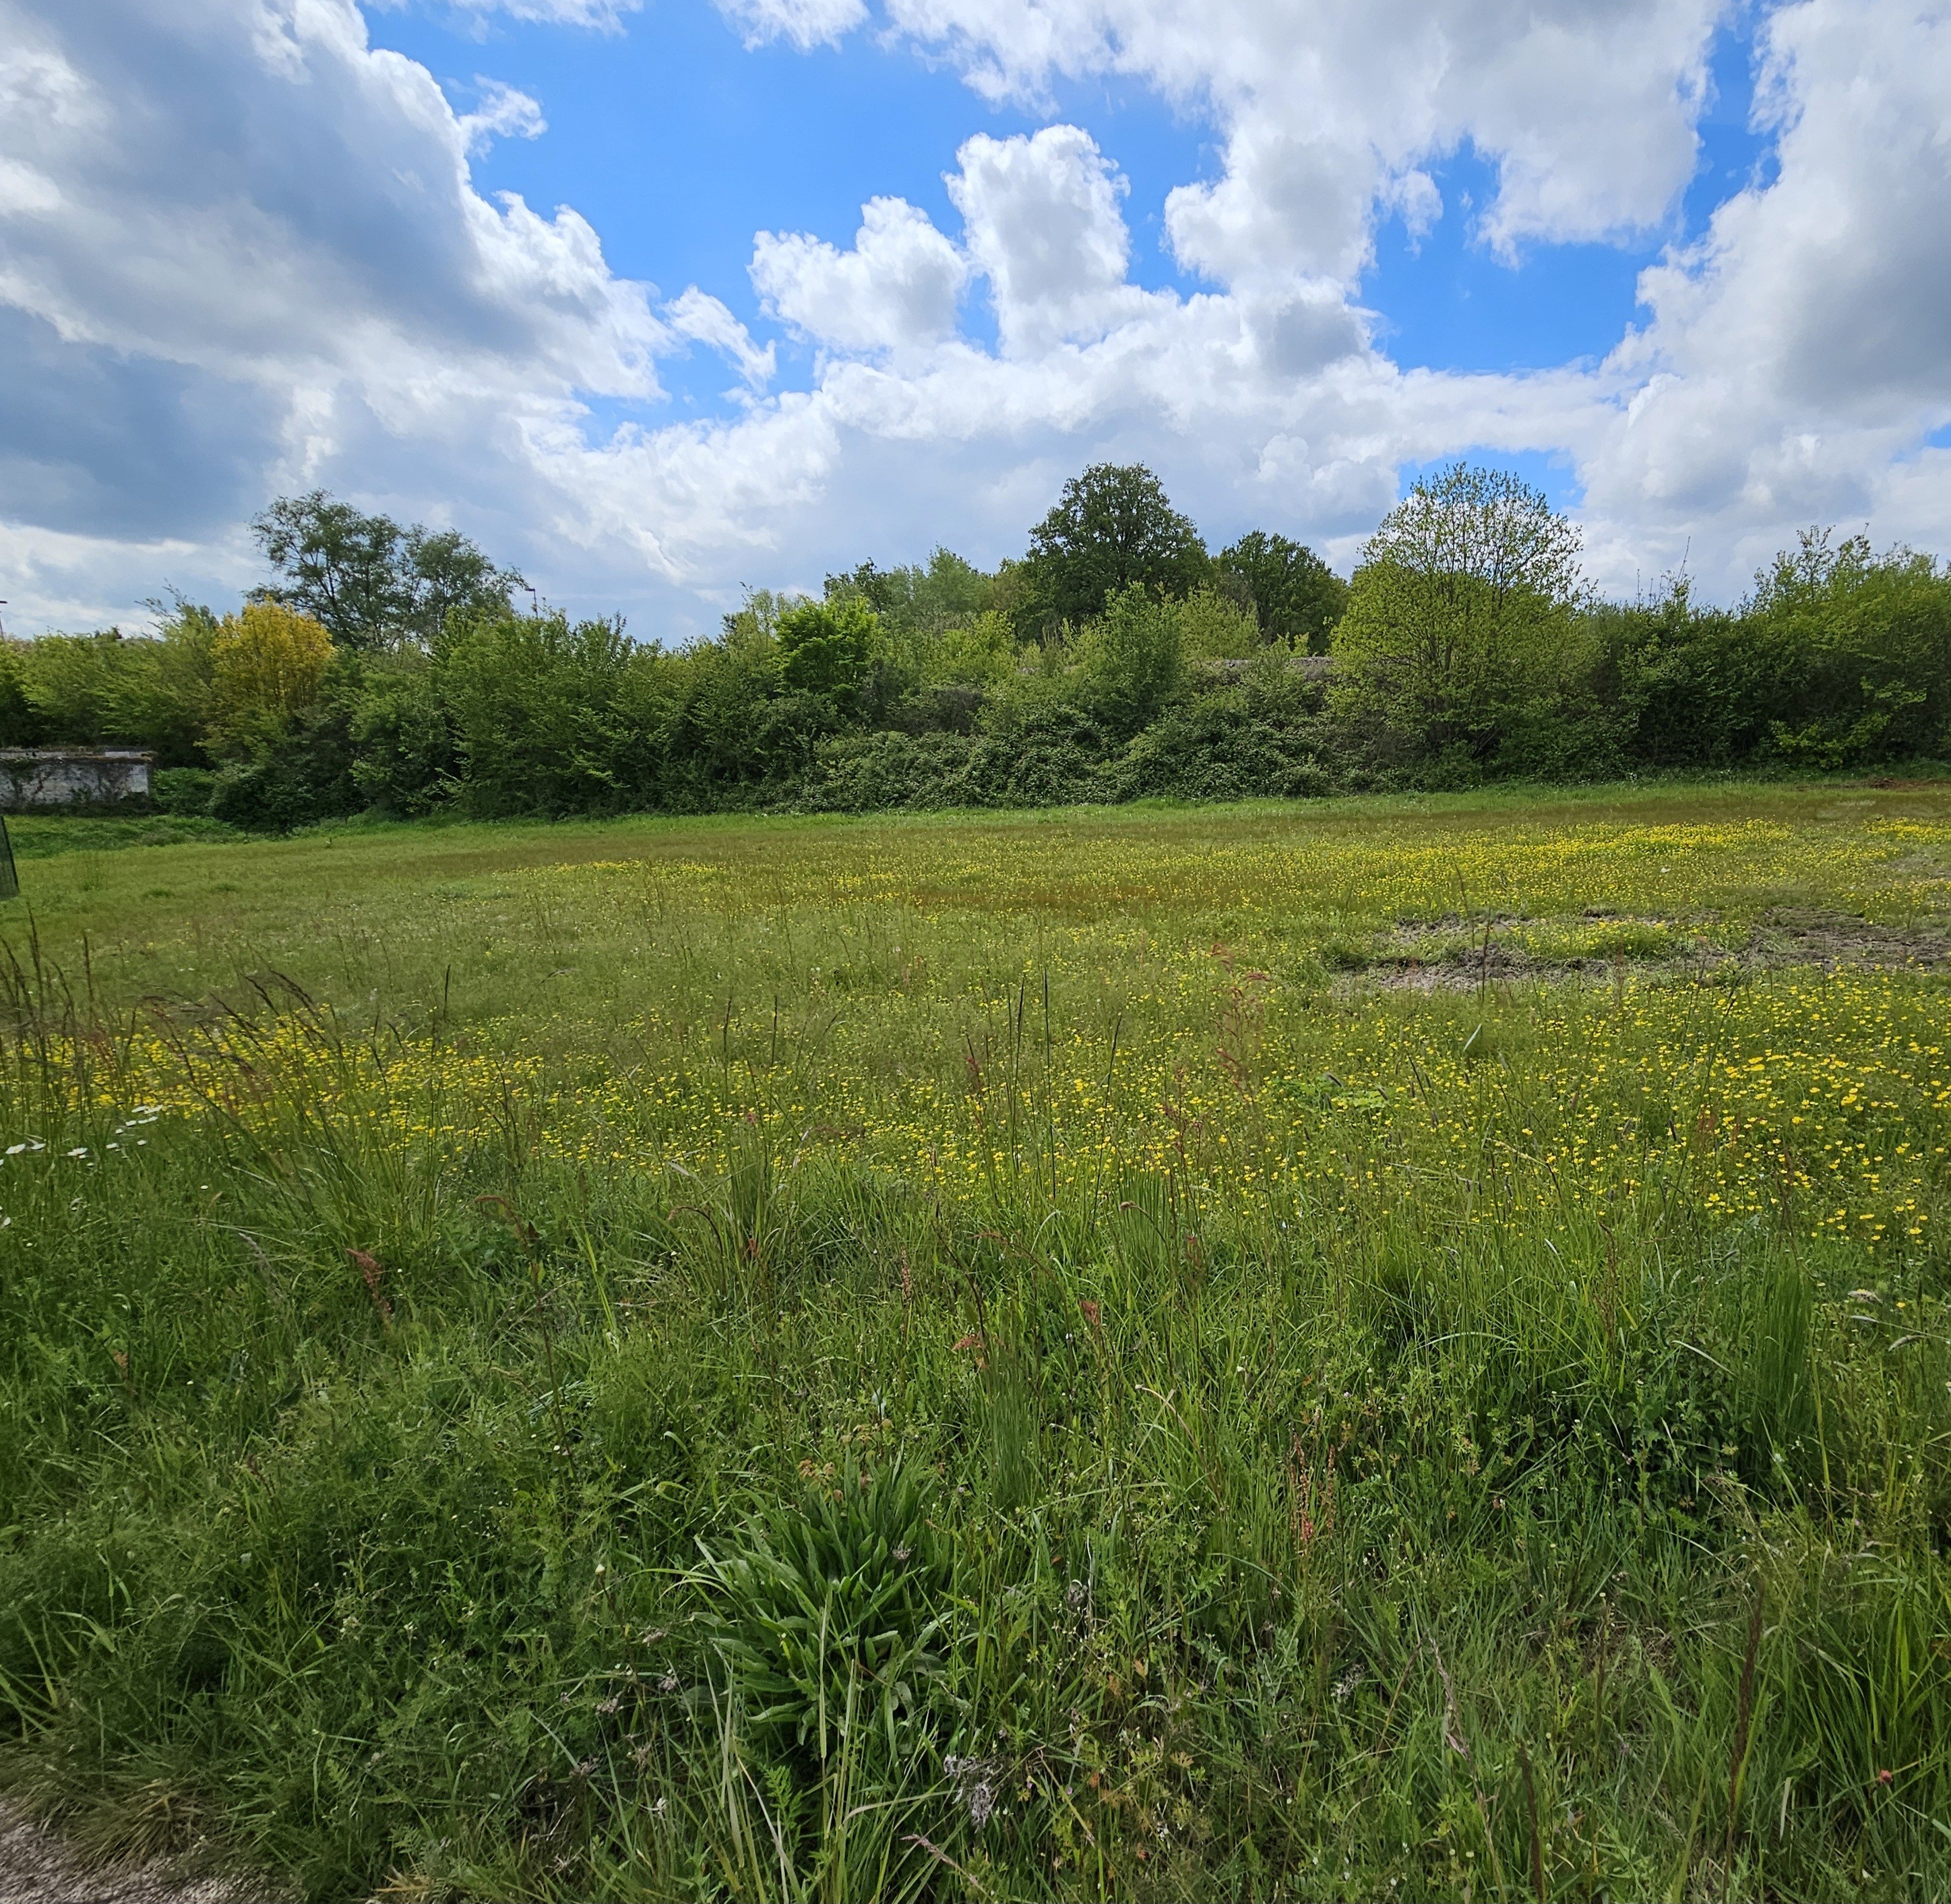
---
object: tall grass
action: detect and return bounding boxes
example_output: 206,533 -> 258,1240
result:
2,787 -> 1950,1899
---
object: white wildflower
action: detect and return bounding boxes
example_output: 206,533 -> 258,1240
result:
944,1754 -> 1002,1828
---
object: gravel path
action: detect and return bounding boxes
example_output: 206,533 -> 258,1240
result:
0,1802 -> 249,1904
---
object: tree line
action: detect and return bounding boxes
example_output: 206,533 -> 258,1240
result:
3,465 -> 1948,826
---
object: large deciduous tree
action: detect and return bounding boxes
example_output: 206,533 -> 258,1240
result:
253,493 -> 524,650
1216,530 -> 1348,653
1018,464 -> 1208,636
398,525 -> 527,648
1332,463 -> 1587,765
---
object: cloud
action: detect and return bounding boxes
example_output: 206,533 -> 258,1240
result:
0,0 -> 689,605
948,126 -> 1170,355
1580,0 -> 1951,581
458,78 -> 546,157
1380,168 -> 1442,248
752,197 -> 967,351
751,129 -> 1173,363
884,0 -> 1724,277
712,0 -> 867,51
394,0 -> 642,27
0,2 -> 668,411
0,306 -> 279,540
671,0 -> 1951,598
665,286 -> 777,389
0,0 -> 1947,638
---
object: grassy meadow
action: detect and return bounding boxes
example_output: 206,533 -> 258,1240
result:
5,778 -> 1951,1900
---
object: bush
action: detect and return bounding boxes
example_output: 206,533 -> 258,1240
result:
2,607 -> 217,767
799,731 -> 979,811
349,658 -> 454,816
150,766 -> 218,816
438,611 -> 633,817
1591,541 -> 1951,773
1111,671 -> 1334,801
1750,532 -> 1951,766
967,702 -> 1114,805
605,615 -> 794,806
210,691 -> 362,832
1076,584 -> 1185,737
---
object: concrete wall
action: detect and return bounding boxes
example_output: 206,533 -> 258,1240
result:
0,750 -> 154,809
1199,654 -> 1336,681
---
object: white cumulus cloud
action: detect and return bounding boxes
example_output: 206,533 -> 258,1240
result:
0,0 -> 1946,635
884,0 -> 1724,279
752,197 -> 967,351
1580,0 -> 1951,582
949,126 -> 1169,355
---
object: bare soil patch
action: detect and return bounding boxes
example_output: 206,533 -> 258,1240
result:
1343,907 -> 1951,992
0,1802 -> 251,1904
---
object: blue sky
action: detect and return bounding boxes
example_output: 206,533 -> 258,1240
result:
370,3 -> 1237,411
2,0 -> 1948,632
375,1 -> 1766,455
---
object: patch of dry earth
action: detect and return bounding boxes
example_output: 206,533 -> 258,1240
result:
1346,907 -> 1951,992
0,1802 -> 253,1904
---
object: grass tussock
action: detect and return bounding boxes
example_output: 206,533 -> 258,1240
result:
2,782 -> 1951,1899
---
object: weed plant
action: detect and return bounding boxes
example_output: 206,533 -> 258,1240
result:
3,781 -> 1951,1899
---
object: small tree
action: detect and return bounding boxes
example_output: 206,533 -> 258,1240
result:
1216,531 -> 1347,652
118,602 -> 222,764
826,549 -> 995,643
349,656 -> 456,816
1750,530 -> 1951,767
437,610 -> 632,816
1018,464 -> 1208,635
1332,464 -> 1585,764
206,601 -> 334,761
0,643 -> 39,748
1175,586 -> 1262,663
1077,583 -> 1184,734
15,632 -> 143,748
776,596 -> 879,714
0,609 -> 219,762
655,613 -> 793,789
926,609 -> 1020,687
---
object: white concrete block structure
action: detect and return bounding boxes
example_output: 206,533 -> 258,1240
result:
0,749 -> 154,808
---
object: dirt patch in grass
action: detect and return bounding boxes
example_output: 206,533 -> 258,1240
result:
1341,907 -> 1951,992
1749,905 -> 1950,966
0,1801 -> 255,1904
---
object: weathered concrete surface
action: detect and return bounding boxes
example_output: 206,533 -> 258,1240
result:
0,751 -> 153,809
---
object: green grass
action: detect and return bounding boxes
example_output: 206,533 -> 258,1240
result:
4,812 -> 240,859
3,776 -> 1951,1900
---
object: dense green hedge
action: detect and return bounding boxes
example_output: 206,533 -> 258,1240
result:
7,510 -> 1950,829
